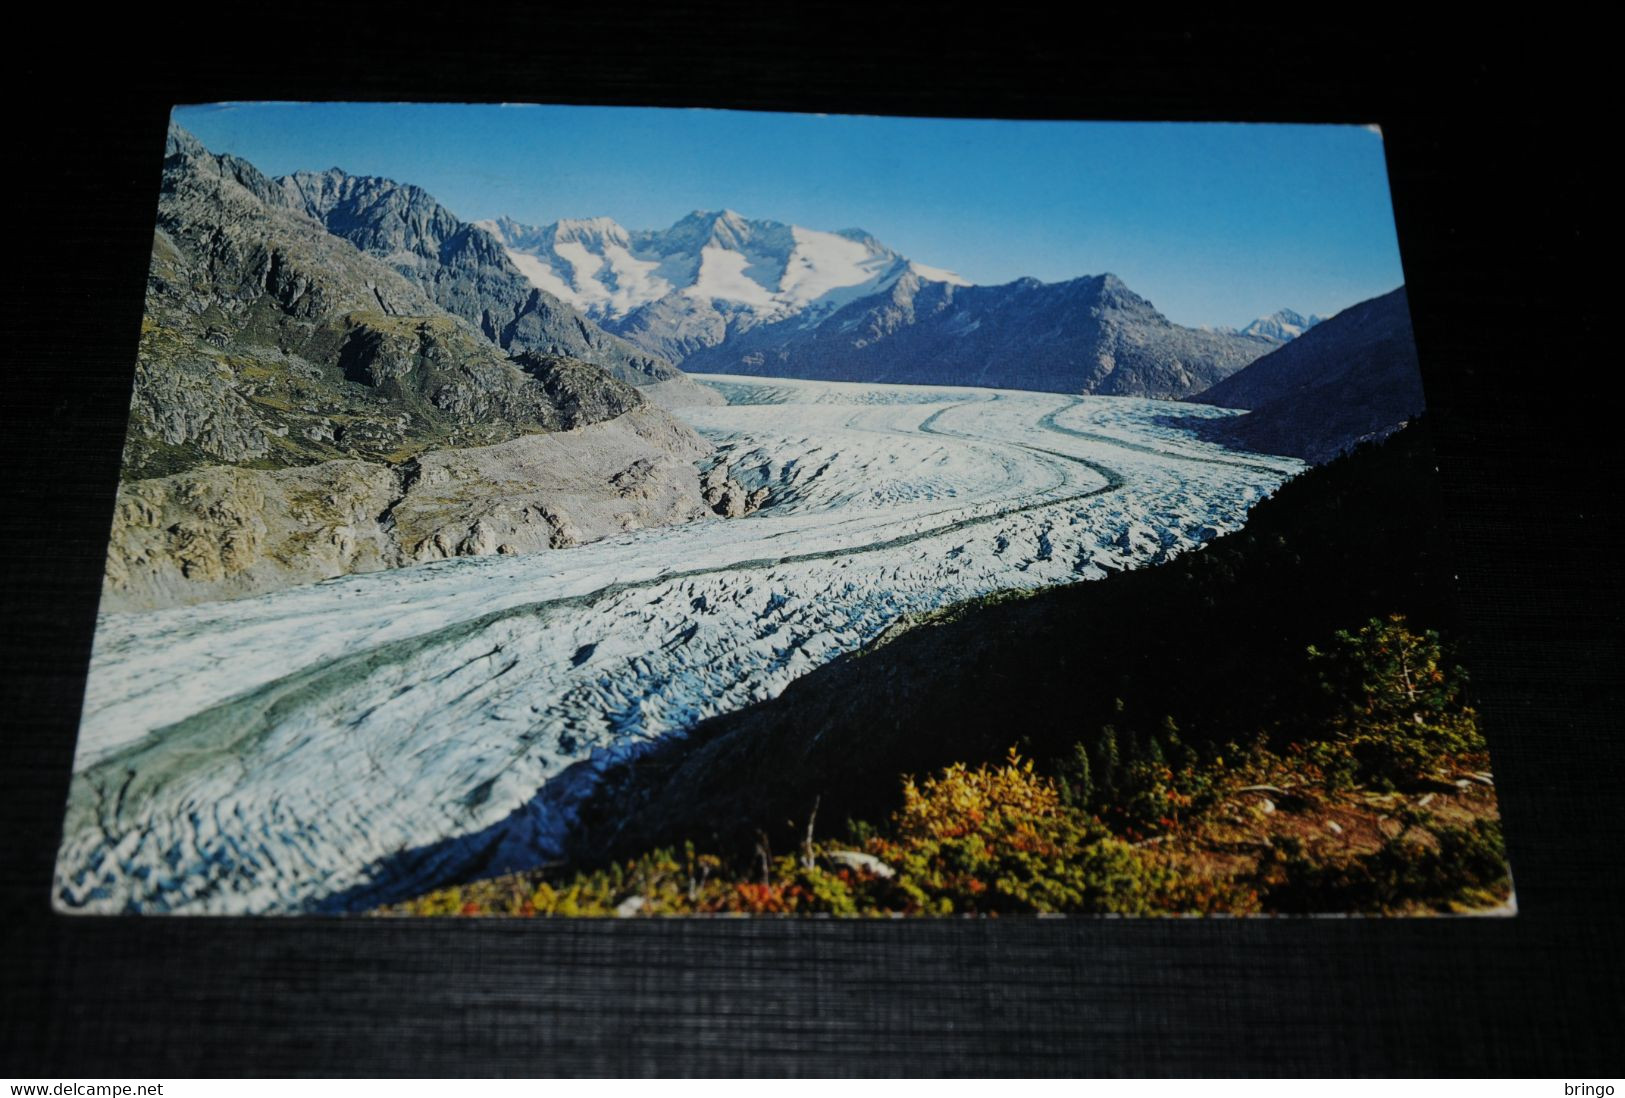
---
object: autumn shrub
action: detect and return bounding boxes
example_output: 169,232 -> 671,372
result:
851,749 -> 1169,914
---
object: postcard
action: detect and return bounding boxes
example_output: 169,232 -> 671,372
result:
52,104 -> 1511,916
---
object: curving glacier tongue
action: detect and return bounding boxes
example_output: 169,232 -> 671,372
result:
55,377 -> 1300,914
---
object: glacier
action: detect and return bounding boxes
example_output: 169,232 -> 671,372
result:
54,376 -> 1301,915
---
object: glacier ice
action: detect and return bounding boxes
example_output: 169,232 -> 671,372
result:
54,376 -> 1300,914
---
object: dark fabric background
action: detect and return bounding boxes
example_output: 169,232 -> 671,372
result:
3,13 -> 1618,1076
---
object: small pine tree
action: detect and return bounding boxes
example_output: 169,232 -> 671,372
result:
1058,741 -> 1095,808
1307,614 -> 1487,788
1094,725 -> 1120,796
1161,717 -> 1195,770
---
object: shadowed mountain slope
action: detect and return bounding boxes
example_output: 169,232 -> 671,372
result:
1186,287 -> 1422,463
564,424 -> 1456,864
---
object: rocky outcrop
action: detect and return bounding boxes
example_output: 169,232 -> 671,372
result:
103,404 -> 718,611
394,404 -> 714,565
104,460 -> 405,610
633,376 -> 725,410
608,290 -> 738,365
131,126 -> 635,477
699,461 -> 771,518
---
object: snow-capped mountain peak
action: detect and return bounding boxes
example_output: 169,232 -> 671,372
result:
664,208 -> 757,253
550,215 -> 632,247
1238,308 -> 1325,343
482,209 -> 969,357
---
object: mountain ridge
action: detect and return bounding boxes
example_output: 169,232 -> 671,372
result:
1184,286 -> 1420,463
680,267 -> 1276,398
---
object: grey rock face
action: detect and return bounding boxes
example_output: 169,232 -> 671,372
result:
276,167 -> 717,401
606,291 -> 736,364
633,376 -> 727,410
681,271 -> 1273,399
394,404 -> 714,566
1185,287 -> 1422,463
133,125 -> 627,474
103,460 -> 407,610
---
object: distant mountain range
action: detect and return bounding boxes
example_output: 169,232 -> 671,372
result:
272,169 -> 719,408
681,270 -> 1279,398
1185,287 -> 1421,463
477,204 -> 1420,449
482,211 -> 1302,399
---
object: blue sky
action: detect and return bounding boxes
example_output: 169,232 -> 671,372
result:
174,102 -> 1404,329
